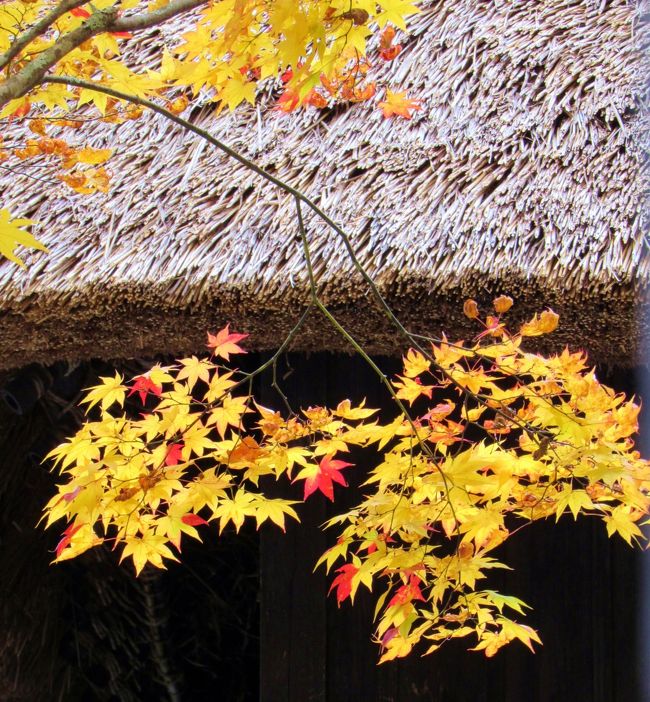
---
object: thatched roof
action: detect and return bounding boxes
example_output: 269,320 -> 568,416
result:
0,0 -> 647,369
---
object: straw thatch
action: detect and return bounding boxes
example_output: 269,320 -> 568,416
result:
0,0 -> 647,369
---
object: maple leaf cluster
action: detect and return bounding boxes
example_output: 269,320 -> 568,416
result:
0,1 -> 422,119
0,1 -> 424,265
45,325 -> 373,573
44,305 -> 650,662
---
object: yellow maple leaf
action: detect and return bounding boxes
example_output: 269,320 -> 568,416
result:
75,147 -> 113,165
120,534 -> 180,575
392,375 -> 433,405
184,468 -> 232,512
213,489 -> 257,532
520,309 -> 560,337
402,348 -> 431,378
177,356 -> 215,391
80,372 -> 127,411
605,506 -> 644,545
250,496 -> 299,531
555,488 -> 594,521
204,370 -> 237,403
0,208 -> 47,266
376,0 -> 420,28
458,507 -> 505,548
333,398 -> 378,420
206,394 -> 250,438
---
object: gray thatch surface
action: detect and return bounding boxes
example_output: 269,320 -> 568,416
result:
0,0 -> 647,369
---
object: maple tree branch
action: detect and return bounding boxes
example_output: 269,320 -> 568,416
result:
41,76 -> 420,343
0,5 -> 120,107
0,0 -> 91,73
234,303 -> 313,392
40,76 -> 545,443
296,199 -> 423,437
111,0 -> 208,32
294,195 -> 458,521
0,0 -> 208,109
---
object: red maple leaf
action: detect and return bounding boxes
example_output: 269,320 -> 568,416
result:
329,563 -> 358,605
206,324 -> 248,361
303,454 -> 353,501
55,522 -> 84,558
388,575 -> 426,608
181,514 -> 209,527
128,375 -> 162,404
165,443 -> 184,466
276,88 -> 300,113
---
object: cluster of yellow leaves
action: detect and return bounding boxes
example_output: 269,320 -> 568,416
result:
43,305 -> 650,662
0,1 -> 422,265
1,0 -> 420,117
1,0 -> 145,117
320,299 -> 649,662
168,0 -> 418,112
44,327 -> 375,575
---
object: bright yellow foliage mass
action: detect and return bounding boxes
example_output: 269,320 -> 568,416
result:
44,304 -> 650,662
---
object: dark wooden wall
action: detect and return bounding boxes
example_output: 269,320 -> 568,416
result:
259,355 -> 645,702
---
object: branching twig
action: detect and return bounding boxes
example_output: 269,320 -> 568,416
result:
0,0 -> 90,73
36,75 -> 551,452
294,195 -> 458,520
0,0 -> 208,108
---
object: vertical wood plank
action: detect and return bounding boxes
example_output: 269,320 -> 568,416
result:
259,354 -> 328,702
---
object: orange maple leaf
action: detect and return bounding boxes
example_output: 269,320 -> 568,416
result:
378,90 -> 422,119
379,26 -> 402,61
206,324 -> 248,361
